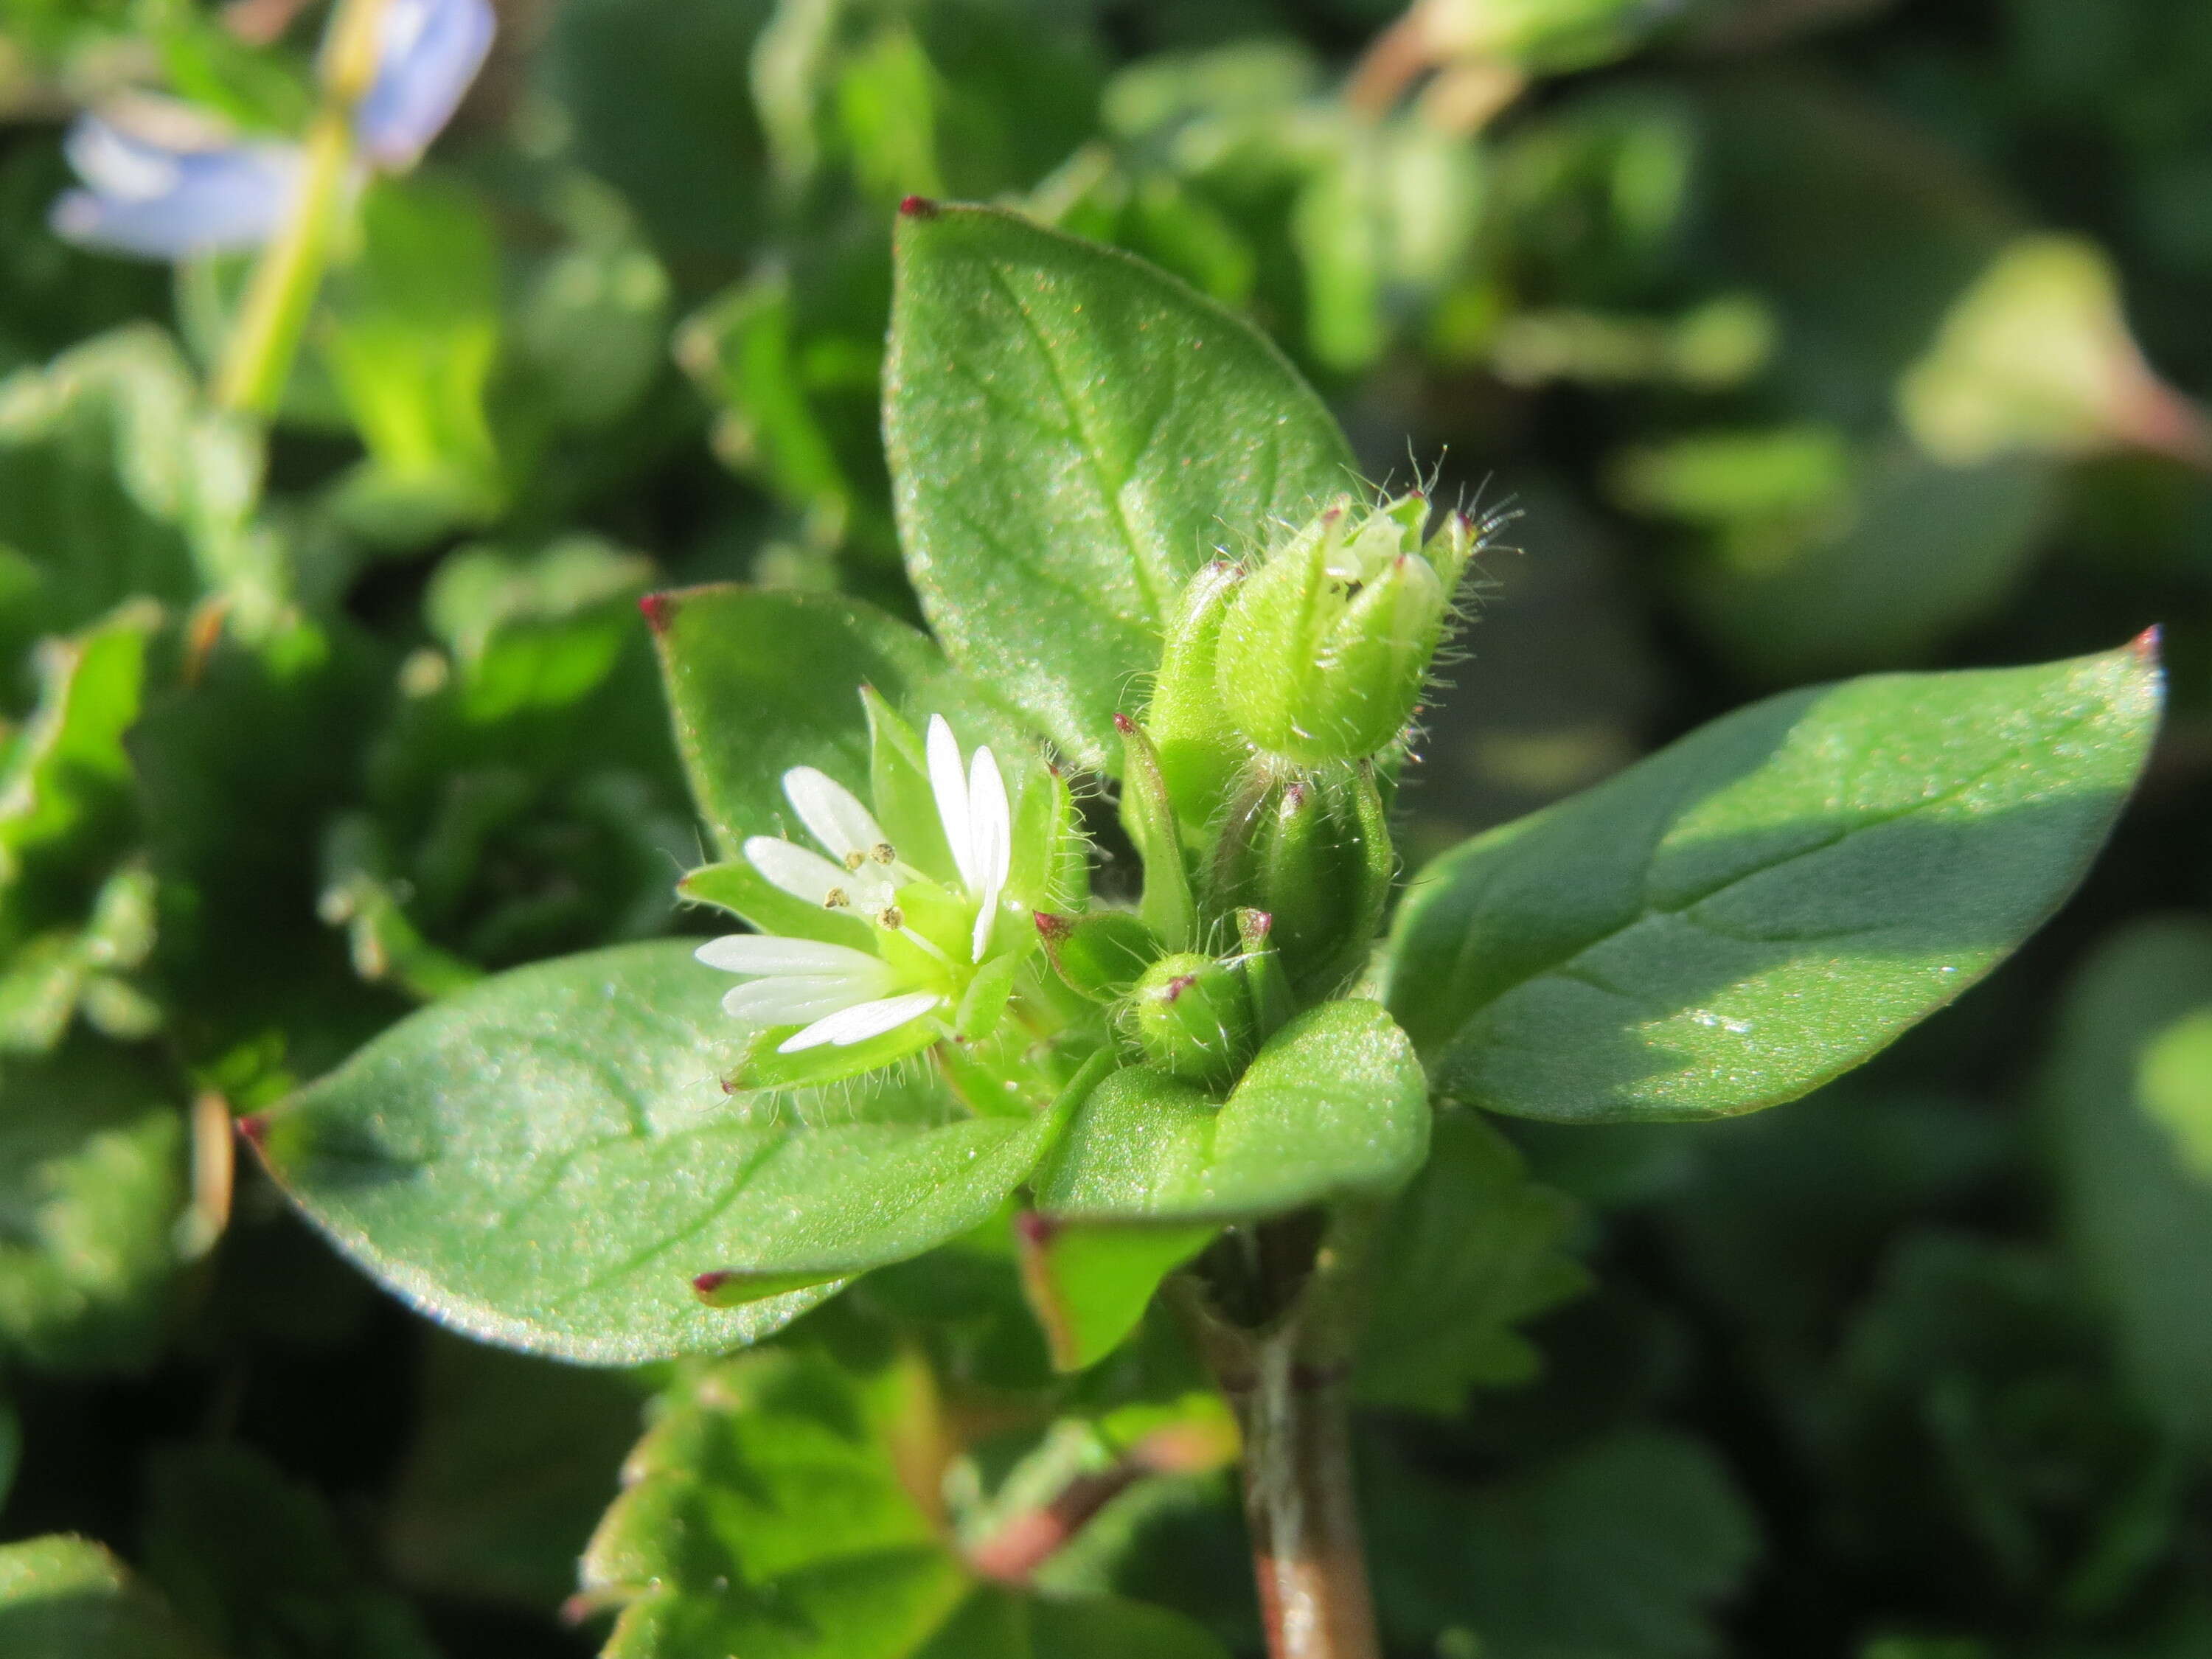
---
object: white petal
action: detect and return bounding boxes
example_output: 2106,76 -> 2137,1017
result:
695,934 -> 886,978
743,837 -> 891,908
783,766 -> 890,864
722,976 -> 882,1026
966,746 -> 1011,960
926,715 -> 975,890
776,991 -> 943,1053
967,746 -> 1011,889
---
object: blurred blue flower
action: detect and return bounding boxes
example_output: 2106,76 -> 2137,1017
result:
356,0 -> 497,170
50,0 -> 495,260
49,116 -> 301,258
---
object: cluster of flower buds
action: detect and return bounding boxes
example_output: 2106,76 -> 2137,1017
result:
1034,490 -> 1474,1084
698,489 -> 1474,1107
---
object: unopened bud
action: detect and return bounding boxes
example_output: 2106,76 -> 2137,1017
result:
1213,762 -> 1392,999
1128,951 -> 1256,1091
1144,562 -> 1250,841
1215,493 -> 1472,764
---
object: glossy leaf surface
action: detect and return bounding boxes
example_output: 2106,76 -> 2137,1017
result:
650,584 -> 1023,859
1387,642 -> 2160,1122
1034,998 -> 1428,1221
257,942 -> 1063,1363
885,202 -> 1354,765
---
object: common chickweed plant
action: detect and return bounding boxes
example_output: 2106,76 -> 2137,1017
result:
222,199 -> 2165,1659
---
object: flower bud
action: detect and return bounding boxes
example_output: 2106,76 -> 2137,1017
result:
1214,493 -> 1472,764
1144,562 -> 1250,841
1212,762 -> 1392,1000
1127,951 -> 1256,1091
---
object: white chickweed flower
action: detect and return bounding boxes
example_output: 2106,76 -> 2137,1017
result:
696,715 -> 1018,1054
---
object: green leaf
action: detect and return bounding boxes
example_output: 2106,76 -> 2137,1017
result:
142,1442 -> 441,1659
582,1346 -> 1226,1659
0,324 -> 268,662
1034,998 -> 1428,1222
322,176 -> 508,545
884,202 -> 1355,766
1387,641 -> 2160,1123
1367,1429 -> 1761,1659
1015,1216 -> 1217,1373
386,1332 -> 649,1609
0,1536 -> 216,1659
0,1037 -> 187,1372
2041,919 -> 2212,1446
424,536 -> 654,724
650,584 -> 1025,860
1356,1112 -> 1590,1414
257,941 -> 1066,1363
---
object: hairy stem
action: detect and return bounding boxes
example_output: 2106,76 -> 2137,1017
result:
1182,1209 -> 1383,1659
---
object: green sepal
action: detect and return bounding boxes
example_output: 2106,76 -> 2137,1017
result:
1009,758 -> 1087,914
861,685 -> 958,883
1236,907 -> 1295,1041
954,953 -> 1019,1041
1037,909 -> 1163,1003
677,860 -> 874,949
1116,714 -> 1196,950
1214,761 -> 1393,999
724,1013 -> 944,1093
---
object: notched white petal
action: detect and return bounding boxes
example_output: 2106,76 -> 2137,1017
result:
783,766 -> 890,866
721,977 -> 878,1025
926,714 -> 976,890
776,990 -> 943,1053
744,836 -> 892,908
695,934 -> 886,978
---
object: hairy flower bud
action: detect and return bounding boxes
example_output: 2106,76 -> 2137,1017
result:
1214,492 -> 1472,764
1144,561 -> 1249,841
1212,761 -> 1392,1000
1127,951 -> 1256,1091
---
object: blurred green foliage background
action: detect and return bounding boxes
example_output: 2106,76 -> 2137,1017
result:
1,1 -> 2211,1656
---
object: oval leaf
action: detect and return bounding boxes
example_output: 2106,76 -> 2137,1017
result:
1034,998 -> 1428,1221
254,942 -> 1064,1363
1386,639 -> 2161,1122
884,201 -> 1356,766
648,584 -> 1023,858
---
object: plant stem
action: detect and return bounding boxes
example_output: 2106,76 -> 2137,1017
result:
213,109 -> 352,414
214,0 -> 389,414
1180,1210 -> 1384,1659
1225,1329 -> 1379,1659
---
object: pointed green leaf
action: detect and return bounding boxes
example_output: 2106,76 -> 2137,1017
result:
256,941 -> 1069,1363
1016,1215 -> 1217,1373
649,584 -> 1025,860
885,202 -> 1355,766
1387,641 -> 2160,1123
1034,998 -> 1428,1222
